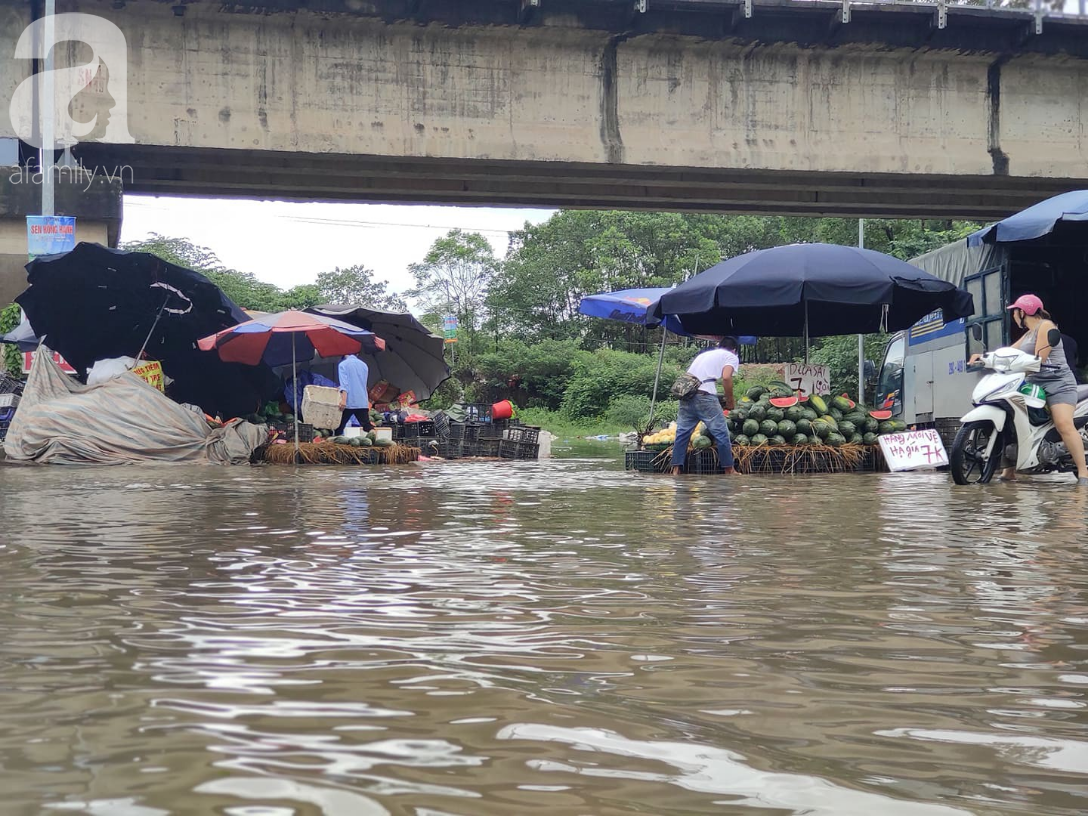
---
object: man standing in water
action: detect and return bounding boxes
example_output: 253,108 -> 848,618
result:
336,352 -> 374,435
671,336 -> 739,476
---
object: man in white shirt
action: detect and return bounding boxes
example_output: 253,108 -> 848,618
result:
671,336 -> 739,475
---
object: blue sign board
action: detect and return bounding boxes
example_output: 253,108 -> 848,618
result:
27,216 -> 76,260
907,309 -> 965,346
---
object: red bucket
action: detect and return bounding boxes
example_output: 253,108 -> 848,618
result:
491,400 -> 515,420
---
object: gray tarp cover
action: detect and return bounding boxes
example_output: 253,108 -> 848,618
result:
908,239 -> 1004,288
3,350 -> 266,465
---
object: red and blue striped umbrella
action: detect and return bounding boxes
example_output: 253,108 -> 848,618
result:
198,310 -> 385,367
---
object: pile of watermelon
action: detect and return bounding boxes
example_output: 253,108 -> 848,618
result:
725,382 -> 906,448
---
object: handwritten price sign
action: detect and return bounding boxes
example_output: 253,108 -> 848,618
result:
782,364 -> 831,398
878,429 -> 949,472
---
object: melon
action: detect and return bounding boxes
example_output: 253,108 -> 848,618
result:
869,409 -> 894,421
769,396 -> 800,408
833,394 -> 857,411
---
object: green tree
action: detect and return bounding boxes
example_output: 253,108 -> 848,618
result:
408,231 -> 496,332
315,265 -> 407,311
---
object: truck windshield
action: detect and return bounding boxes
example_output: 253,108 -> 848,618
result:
876,335 -> 905,415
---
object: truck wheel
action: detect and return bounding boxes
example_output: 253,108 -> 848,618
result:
950,420 -> 1002,485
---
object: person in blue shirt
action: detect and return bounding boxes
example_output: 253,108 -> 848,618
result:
336,353 -> 374,434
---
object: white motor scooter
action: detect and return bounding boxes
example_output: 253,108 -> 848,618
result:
950,335 -> 1088,485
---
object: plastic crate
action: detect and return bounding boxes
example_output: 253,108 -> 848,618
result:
434,439 -> 463,459
0,405 -> 15,423
297,423 -> 315,443
464,403 -> 491,423
0,373 -> 23,396
472,438 -> 502,458
507,425 -> 540,444
432,412 -> 451,438
499,440 -> 539,460
403,420 -> 436,439
624,449 -> 660,473
685,448 -> 725,474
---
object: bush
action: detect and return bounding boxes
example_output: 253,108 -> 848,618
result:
561,348 -> 682,421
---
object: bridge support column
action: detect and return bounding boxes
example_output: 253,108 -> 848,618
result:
0,167 -> 123,307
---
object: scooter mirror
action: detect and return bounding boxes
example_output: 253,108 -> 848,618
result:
970,323 -> 983,343
1047,327 -> 1061,350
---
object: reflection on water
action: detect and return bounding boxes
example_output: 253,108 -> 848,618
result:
1,457 -> 1086,815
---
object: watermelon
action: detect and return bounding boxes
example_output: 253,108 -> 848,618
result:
826,432 -> 846,447
784,406 -> 803,423
796,418 -> 813,436
878,421 -> 896,435
769,396 -> 800,408
844,412 -> 867,426
891,420 -> 908,432
748,404 -> 767,422
869,409 -> 894,421
801,408 -> 817,422
733,434 -> 750,446
746,385 -> 767,400
777,419 -> 797,438
829,406 -> 844,421
357,437 -> 373,447
863,432 -> 878,445
693,436 -> 713,450
760,419 -> 779,437
742,419 -> 760,436
750,433 -> 769,447
808,395 -> 829,416
833,394 -> 856,411
864,416 -> 879,433
793,433 -> 810,446
768,435 -> 787,446
766,407 -> 784,423
374,438 -> 394,447
811,419 -> 832,439
837,420 -> 857,437
821,414 -> 839,431
849,433 -> 865,445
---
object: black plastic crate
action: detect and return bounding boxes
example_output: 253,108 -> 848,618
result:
296,423 -> 315,444
448,421 -> 466,439
464,403 -> 491,423
0,373 -> 23,396
473,438 -> 502,458
624,449 -> 660,473
480,418 -> 513,438
685,448 -> 725,475
507,425 -> 540,444
499,440 -> 539,460
403,420 -> 436,439
0,406 -> 15,423
436,439 -> 463,459
432,412 -> 451,438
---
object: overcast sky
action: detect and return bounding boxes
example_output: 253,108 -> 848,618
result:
121,196 -> 555,295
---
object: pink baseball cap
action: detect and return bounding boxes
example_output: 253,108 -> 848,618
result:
1007,294 -> 1044,315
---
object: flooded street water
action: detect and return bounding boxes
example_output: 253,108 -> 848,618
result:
2,446 -> 1087,816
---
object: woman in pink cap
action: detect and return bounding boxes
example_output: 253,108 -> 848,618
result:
975,294 -> 1087,484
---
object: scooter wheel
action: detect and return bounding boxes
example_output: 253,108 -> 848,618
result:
950,420 -> 1002,485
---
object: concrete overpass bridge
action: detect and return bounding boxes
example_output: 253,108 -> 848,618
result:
0,0 -> 1087,290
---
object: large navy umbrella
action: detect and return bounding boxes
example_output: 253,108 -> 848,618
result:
15,242 -> 281,418
968,190 -> 1088,246
655,243 -> 974,339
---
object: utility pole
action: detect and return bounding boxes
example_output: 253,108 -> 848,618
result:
41,0 -> 56,217
857,219 -> 866,403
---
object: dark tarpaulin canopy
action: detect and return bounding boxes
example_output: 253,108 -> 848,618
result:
655,243 -> 974,338
15,243 -> 280,418
968,190 -> 1088,246
305,304 -> 450,401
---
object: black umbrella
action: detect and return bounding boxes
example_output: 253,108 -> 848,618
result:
306,304 -> 450,401
15,242 -> 279,417
655,243 -> 974,340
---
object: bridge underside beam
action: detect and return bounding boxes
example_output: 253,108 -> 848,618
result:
78,144 -> 1085,221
